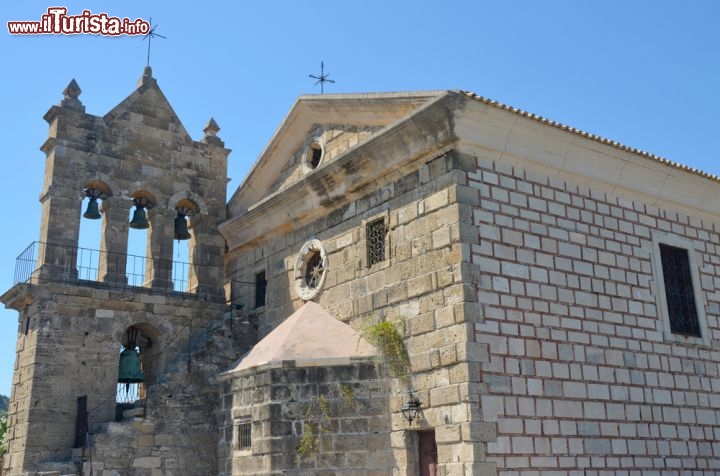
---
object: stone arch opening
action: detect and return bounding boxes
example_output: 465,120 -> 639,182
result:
115,323 -> 161,420
172,198 -> 199,292
127,190 -> 156,287
78,181 -> 112,282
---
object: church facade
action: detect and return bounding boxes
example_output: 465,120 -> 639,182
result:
2,71 -> 720,475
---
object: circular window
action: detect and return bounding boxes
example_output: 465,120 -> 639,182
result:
302,137 -> 326,171
295,239 -> 328,300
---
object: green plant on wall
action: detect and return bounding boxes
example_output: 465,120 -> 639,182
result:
296,394 -> 330,463
363,318 -> 411,380
0,413 -> 7,461
340,383 -> 356,409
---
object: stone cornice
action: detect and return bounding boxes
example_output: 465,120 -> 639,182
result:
455,99 -> 720,223
461,91 -> 719,184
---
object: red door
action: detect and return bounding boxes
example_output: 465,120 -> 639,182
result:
419,430 -> 437,476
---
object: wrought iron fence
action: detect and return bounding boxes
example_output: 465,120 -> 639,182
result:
13,241 -> 193,295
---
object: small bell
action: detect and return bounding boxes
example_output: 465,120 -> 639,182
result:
129,207 -> 149,229
83,197 -> 101,220
174,211 -> 191,240
117,347 -> 144,384
83,188 -> 105,220
129,197 -> 150,229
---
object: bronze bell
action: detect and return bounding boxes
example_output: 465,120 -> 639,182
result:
83,197 -> 101,220
129,206 -> 149,229
174,211 -> 191,241
118,347 -> 144,384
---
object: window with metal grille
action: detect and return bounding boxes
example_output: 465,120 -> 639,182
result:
254,271 -> 267,309
659,243 -> 701,337
366,219 -> 387,266
236,422 -> 252,450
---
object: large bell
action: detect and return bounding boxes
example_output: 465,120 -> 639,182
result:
129,206 -> 149,229
118,347 -> 144,384
83,197 -> 101,220
174,212 -> 191,240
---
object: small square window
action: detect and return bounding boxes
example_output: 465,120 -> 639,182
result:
658,243 -> 700,337
236,422 -> 252,450
254,271 -> 267,309
366,219 -> 387,266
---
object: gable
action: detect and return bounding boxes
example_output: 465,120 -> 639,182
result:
227,91 -> 447,217
103,71 -> 191,143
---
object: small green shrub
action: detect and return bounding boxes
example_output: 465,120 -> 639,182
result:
0,414 -> 7,460
296,394 -> 331,463
340,383 -> 356,408
364,318 -> 411,380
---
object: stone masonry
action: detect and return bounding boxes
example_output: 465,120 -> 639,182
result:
469,159 -> 720,473
220,362 -> 392,475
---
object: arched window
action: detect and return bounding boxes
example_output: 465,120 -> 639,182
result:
116,327 -> 144,419
127,193 -> 155,287
115,324 -> 161,421
172,199 -> 198,293
78,182 -> 111,282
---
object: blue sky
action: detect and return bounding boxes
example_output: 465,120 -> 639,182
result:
0,1 -> 718,397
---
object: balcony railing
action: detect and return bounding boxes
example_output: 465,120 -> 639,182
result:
13,241 -> 196,295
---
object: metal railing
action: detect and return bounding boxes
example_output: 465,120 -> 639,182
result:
13,241 -> 195,295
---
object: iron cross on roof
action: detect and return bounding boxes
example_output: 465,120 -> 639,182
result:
143,17 -> 166,67
309,61 -> 335,94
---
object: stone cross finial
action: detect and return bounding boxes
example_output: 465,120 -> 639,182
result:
63,79 -> 81,99
203,118 -> 220,137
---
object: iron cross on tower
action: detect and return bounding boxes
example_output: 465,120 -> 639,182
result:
309,61 -> 335,94
143,17 -> 166,67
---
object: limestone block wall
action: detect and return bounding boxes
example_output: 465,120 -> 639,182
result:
1,282 -> 230,474
219,362 -> 391,475
80,304 -> 254,475
465,157 -> 720,474
226,151 -> 496,475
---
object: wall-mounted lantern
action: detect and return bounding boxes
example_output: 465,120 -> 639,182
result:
401,397 -> 422,425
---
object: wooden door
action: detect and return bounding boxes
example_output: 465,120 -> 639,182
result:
419,430 -> 437,476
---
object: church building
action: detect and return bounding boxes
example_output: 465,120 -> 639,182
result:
2,69 -> 720,475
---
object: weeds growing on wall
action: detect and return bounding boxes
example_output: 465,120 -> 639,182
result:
363,318 -> 411,380
340,383 -> 356,409
0,414 -> 7,461
296,383 -> 360,463
296,394 -> 330,463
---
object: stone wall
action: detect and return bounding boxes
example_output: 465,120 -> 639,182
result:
1,282 -> 236,474
219,361 -> 392,475
80,301 -> 255,475
225,151 -> 496,475
465,157 -> 720,474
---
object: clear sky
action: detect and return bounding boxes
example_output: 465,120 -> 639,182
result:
0,1 -> 718,397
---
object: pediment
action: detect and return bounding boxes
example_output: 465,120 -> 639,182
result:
227,91 -> 447,216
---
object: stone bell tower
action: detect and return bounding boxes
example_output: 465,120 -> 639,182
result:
1,68 -> 240,475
